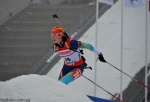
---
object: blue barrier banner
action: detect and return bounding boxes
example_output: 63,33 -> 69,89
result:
87,95 -> 114,102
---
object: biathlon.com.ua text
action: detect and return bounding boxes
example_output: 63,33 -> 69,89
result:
0,98 -> 30,102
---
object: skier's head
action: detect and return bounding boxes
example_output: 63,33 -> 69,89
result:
50,26 -> 65,44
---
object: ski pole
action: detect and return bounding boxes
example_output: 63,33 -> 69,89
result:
82,75 -> 123,102
106,62 -> 150,90
52,14 -> 69,38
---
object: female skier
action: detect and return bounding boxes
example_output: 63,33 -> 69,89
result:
50,26 -> 106,85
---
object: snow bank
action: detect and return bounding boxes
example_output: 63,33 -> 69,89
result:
0,74 -> 92,102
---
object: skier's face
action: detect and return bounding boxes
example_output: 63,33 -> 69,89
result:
51,34 -> 62,44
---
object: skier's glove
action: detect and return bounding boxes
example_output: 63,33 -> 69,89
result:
98,53 -> 106,63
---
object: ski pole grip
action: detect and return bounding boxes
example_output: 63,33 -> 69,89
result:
52,14 -> 58,18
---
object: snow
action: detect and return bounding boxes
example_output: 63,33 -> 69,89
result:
47,0 -> 150,100
0,74 -> 92,102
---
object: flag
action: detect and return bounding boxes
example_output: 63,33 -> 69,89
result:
99,0 -> 114,5
124,0 -> 143,8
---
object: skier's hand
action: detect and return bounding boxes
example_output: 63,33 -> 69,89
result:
98,53 -> 106,63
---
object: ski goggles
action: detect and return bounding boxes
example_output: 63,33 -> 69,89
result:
50,33 -> 59,37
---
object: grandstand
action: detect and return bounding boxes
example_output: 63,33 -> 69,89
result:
0,0 -> 96,81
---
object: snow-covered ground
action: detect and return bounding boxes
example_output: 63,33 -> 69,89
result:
0,74 -> 92,102
47,0 -> 150,100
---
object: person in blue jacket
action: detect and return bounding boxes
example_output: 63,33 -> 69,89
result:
50,26 -> 106,85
